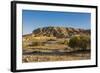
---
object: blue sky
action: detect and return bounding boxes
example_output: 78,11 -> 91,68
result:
22,10 -> 91,35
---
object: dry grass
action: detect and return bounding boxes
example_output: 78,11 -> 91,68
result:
22,36 -> 91,63
27,45 -> 67,50
22,51 -> 90,63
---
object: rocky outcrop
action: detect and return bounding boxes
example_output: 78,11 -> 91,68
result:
31,26 -> 90,38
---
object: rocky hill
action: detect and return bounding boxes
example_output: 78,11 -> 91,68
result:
31,26 -> 90,38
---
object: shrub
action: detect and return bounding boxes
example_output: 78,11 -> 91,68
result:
68,35 -> 90,50
33,42 -> 39,46
63,40 -> 68,45
30,42 -> 45,46
68,36 -> 80,48
57,40 -> 68,45
79,35 -> 90,50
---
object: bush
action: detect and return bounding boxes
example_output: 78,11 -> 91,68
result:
68,35 -> 90,50
79,35 -> 90,50
63,40 -> 68,45
30,42 -> 45,46
68,36 -> 80,48
32,42 -> 39,46
57,40 -> 68,45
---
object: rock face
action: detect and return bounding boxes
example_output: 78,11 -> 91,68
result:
32,26 -> 90,38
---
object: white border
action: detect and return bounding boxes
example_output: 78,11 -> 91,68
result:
16,3 -> 96,70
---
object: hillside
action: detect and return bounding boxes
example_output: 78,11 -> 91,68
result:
23,26 -> 90,38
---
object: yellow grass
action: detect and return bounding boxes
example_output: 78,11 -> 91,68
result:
22,52 -> 90,63
27,44 -> 67,50
22,36 -> 91,63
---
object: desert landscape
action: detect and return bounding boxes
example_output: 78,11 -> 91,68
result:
22,26 -> 91,63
